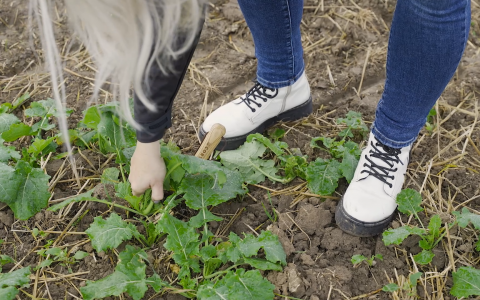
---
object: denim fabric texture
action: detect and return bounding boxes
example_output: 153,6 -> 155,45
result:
237,0 -> 305,89
372,0 -> 471,148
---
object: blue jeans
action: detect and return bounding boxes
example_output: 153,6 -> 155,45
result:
372,0 -> 471,148
238,0 -> 305,89
239,0 -> 470,148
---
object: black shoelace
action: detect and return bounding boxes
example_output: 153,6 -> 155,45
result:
240,82 -> 278,112
359,141 -> 403,188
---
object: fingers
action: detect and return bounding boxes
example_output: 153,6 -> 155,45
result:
151,182 -> 164,203
129,177 -> 148,197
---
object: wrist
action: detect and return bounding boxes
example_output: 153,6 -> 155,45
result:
136,140 -> 161,152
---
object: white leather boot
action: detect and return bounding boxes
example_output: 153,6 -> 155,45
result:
200,71 -> 312,150
336,132 -> 412,236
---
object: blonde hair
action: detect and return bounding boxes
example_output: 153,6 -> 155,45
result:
32,0 -> 205,147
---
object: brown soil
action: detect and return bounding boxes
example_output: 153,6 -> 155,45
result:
1,0 -> 480,299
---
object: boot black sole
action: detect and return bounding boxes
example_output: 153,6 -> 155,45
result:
335,197 -> 395,237
199,96 -> 313,151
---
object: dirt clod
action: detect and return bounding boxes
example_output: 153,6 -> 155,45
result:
286,263 -> 306,298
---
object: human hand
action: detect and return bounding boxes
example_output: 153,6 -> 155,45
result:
129,141 -> 166,203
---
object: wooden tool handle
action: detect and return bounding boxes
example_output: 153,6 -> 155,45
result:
195,123 -> 226,159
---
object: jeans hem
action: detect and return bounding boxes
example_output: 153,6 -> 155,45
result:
256,67 -> 305,89
371,124 -> 417,149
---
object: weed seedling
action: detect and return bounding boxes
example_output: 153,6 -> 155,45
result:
382,272 -> 423,297
262,192 -> 278,223
351,254 -> 383,267
36,247 -> 89,273
382,189 -> 456,265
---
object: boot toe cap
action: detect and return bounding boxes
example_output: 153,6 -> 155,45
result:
342,183 -> 397,223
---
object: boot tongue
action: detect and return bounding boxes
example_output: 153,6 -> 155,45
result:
378,141 -> 399,155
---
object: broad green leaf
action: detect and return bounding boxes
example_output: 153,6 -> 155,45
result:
220,141 -> 283,184
197,269 -> 275,300
35,260 -> 53,270
25,99 -> 72,118
268,128 -> 285,140
189,211 -> 222,229
310,136 -> 336,149
197,281 -> 230,300
97,112 -> 136,152
283,155 -> 308,181
451,267 -> 480,297
0,255 -> 13,272
74,130 -> 98,147
179,173 -> 244,228
73,251 -> 89,260
382,283 -> 399,292
243,258 -> 283,271
0,267 -> 30,289
156,214 -> 200,274
1,123 -> 32,142
0,113 -> 19,134
0,255 -> 14,266
85,213 -> 140,252
146,274 -> 166,293
25,99 -> 72,133
223,234 -> 242,263
101,168 -> 120,184
409,272 -> 422,287
476,240 -> 480,252
306,158 -> 342,195
80,103 -> 135,153
0,286 -> 18,300
0,104 -> 10,114
382,226 -> 426,246
351,254 -> 367,265
164,153 -> 185,190
237,231 -> 286,265
204,258 -> 223,277
82,270 -> 138,300
341,141 -> 362,158
27,137 -> 56,157
396,189 -> 423,215
428,215 -> 442,238
81,246 -> 150,300
81,106 -> 102,129
246,133 -> 285,156
200,245 -> 217,261
115,246 -> 148,280
45,247 -> 64,257
337,111 -> 368,138
114,182 -> 131,199
31,122 -> 55,133
0,138 -> 20,162
11,93 -> 30,110
0,161 -> 50,220
161,145 -> 227,186
453,207 -> 480,230
180,173 -> 243,209
55,129 -> 79,145
24,99 -> 61,117
413,250 -> 435,265
339,151 -> 358,183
